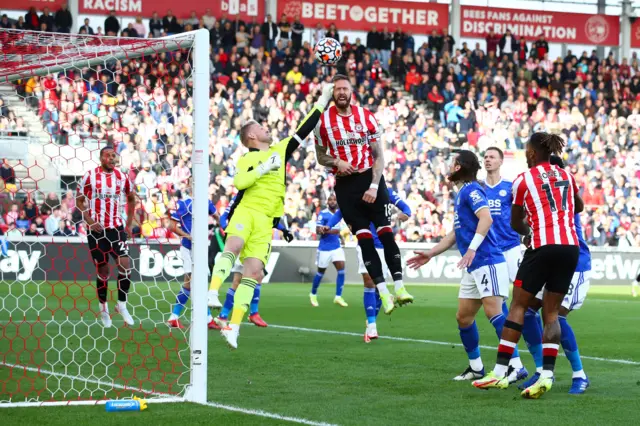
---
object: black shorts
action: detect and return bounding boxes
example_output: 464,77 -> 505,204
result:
334,168 -> 390,233
87,226 -> 130,265
515,244 -> 579,296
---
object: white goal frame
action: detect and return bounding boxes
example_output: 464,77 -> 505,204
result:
0,28 -> 210,407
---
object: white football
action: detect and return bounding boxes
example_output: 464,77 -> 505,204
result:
314,38 -> 342,66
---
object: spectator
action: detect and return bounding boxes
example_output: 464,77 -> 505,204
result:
54,3 -> 72,33
24,7 -> 39,31
534,35 -> 549,59
171,159 -> 191,186
291,16 -> 304,50
261,14 -> 278,51
149,12 -> 163,38
15,211 -> 30,231
499,30 -> 517,59
136,162 -> 158,197
45,207 -> 61,236
428,30 -> 442,54
278,14 -> 291,42
0,14 -> 11,29
53,220 -> 74,237
163,10 -> 179,35
78,18 -> 94,35
517,38 -> 528,64
104,10 -> 120,36
1,161 -> 16,195
24,222 -> 40,237
441,28 -> 455,55
202,8 -> 215,30
485,30 -> 500,56
132,16 -> 146,38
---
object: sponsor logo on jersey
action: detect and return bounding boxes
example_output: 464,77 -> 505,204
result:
469,190 -> 483,205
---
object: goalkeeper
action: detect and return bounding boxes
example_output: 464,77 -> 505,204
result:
208,83 -> 334,349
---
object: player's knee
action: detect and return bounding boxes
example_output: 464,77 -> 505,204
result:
455,310 -> 474,327
334,262 -> 345,271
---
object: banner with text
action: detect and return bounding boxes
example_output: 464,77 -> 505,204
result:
6,0 -> 66,11
79,0 -> 263,21
461,6 -> 620,46
1,241 -> 637,286
278,0 -> 449,34
632,18 -> 640,48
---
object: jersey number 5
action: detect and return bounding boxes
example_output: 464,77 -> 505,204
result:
541,180 -> 569,212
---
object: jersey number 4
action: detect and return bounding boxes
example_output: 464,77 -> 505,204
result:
541,180 -> 569,212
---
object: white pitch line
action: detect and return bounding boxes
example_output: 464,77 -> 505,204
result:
266,324 -> 640,366
0,362 -> 338,426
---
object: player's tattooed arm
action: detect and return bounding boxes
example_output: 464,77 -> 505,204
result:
510,204 -> 531,236
370,140 -> 384,186
315,143 -> 339,167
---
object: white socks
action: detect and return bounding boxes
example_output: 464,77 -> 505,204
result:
394,280 -> 404,292
572,369 -> 587,380
469,357 -> 483,372
540,369 -> 554,379
376,282 -> 390,295
509,356 -> 524,370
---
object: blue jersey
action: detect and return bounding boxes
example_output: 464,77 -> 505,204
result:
484,179 -> 522,251
317,208 -> 342,251
575,214 -> 591,272
327,189 -> 411,249
454,182 -> 505,272
171,198 -> 217,250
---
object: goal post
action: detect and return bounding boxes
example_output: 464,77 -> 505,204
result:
0,28 -> 210,407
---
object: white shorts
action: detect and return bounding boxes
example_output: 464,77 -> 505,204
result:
180,246 -> 193,274
316,248 -> 346,269
535,271 -> 590,310
356,246 -> 391,279
231,260 -> 244,274
459,262 -> 510,300
503,245 -> 523,283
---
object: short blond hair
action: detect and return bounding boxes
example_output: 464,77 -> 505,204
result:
240,120 -> 258,147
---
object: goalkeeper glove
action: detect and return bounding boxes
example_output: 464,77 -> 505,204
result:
282,229 -> 294,243
315,83 -> 335,110
257,152 -> 282,176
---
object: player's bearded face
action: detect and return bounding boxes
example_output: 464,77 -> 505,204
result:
333,85 -> 351,109
447,158 -> 462,183
101,151 -> 116,171
327,196 -> 337,209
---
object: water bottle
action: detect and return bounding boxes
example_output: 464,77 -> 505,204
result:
105,397 -> 147,412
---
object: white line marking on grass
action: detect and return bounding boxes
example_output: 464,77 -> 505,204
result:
0,362 -> 338,425
266,324 -> 640,366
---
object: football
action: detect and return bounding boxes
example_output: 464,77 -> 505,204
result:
314,37 -> 342,66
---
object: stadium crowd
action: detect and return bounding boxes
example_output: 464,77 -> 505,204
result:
0,7 -> 639,248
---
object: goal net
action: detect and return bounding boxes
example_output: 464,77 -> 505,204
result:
0,29 -> 211,407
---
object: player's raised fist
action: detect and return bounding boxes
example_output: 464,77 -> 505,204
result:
316,83 -> 335,108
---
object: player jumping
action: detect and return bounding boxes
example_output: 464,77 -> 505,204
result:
518,155 -> 591,394
324,187 -> 413,342
483,147 -> 528,382
166,188 -> 220,330
314,74 -> 405,313
472,132 -> 583,399
311,194 -> 348,307
207,83 -> 334,349
407,151 -> 524,382
215,196 -> 294,328
77,146 -> 136,328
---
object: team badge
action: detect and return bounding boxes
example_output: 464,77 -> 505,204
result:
236,223 -> 244,231
355,123 -> 363,132
499,190 -> 507,197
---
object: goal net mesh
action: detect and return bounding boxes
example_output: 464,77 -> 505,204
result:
0,29 -> 198,404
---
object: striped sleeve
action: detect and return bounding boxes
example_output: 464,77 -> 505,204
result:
512,173 -> 527,206
78,170 -> 92,198
365,109 -> 381,144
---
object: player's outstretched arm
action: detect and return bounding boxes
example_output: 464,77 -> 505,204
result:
285,84 -> 335,159
407,231 -> 456,269
169,218 -> 191,240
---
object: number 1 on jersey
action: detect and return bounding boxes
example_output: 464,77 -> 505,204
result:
541,180 -> 569,212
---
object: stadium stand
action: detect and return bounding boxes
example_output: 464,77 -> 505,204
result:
0,7 -> 638,248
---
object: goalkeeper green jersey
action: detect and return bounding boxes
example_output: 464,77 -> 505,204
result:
230,105 -> 323,220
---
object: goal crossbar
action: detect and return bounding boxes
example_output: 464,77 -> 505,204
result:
0,29 -> 196,83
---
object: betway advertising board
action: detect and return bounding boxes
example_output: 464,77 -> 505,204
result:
278,0 -> 448,34
0,241 -> 637,286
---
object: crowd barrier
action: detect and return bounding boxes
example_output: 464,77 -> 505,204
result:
0,238 -> 637,285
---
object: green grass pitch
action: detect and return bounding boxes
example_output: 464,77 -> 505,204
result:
1,282 -> 639,425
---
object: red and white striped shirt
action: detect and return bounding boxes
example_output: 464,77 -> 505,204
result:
314,105 -> 381,172
78,167 -> 133,229
512,163 -> 579,249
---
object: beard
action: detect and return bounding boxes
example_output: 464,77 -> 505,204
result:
333,94 -> 351,109
447,168 -> 465,183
